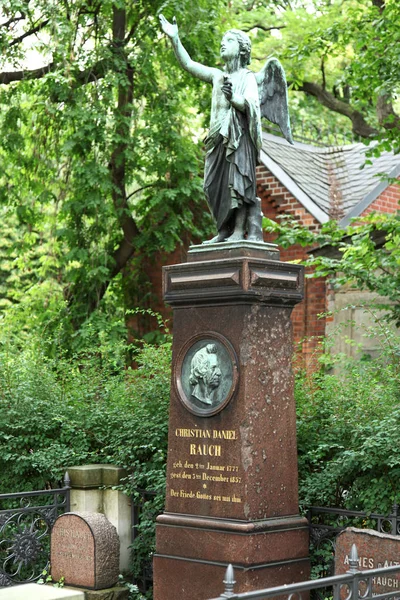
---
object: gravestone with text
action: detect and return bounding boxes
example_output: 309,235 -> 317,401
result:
51,512 -> 119,590
153,242 -> 310,599
335,527 -> 400,594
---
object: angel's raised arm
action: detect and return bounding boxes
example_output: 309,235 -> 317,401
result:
159,15 -> 217,84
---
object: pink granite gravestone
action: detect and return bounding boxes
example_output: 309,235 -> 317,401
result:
51,512 -> 119,590
153,245 -> 310,599
335,527 -> 400,595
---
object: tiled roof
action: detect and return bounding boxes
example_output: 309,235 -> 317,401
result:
260,132 -> 400,224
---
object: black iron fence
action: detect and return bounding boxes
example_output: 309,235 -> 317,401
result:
128,498 -> 400,592
0,472 -> 70,587
2,477 -> 399,593
208,543 -> 400,600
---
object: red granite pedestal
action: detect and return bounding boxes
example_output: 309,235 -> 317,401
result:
153,243 -> 310,600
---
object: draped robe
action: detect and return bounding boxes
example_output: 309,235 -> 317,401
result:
203,69 -> 262,231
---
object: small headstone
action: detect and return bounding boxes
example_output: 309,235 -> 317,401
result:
335,527 -> 400,595
51,512 -> 119,590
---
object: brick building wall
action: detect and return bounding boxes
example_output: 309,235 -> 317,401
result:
125,244 -> 187,342
256,164 -> 326,369
361,181 -> 400,216
257,169 -> 399,368
129,168 -> 398,366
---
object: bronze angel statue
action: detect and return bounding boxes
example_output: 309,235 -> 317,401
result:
159,16 -> 293,243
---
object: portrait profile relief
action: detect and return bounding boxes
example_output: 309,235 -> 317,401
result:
177,335 -> 238,417
189,343 -> 221,406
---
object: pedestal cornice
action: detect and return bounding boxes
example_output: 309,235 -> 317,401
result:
163,256 -> 304,308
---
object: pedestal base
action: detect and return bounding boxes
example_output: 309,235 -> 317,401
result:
154,513 -> 309,599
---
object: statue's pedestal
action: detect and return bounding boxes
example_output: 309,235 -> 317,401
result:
153,243 -> 309,600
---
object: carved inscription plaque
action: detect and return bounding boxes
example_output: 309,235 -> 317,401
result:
168,426 -> 243,508
175,333 -> 238,417
335,528 -> 400,596
51,512 -> 119,590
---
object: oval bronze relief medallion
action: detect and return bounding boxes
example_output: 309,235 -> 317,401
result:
175,332 -> 239,417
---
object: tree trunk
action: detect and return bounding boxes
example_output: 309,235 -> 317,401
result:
65,3 -> 140,322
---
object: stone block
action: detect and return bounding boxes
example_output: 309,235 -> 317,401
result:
68,465 -> 131,571
51,512 -> 119,590
0,584 -> 84,599
68,465 -> 127,490
74,586 -> 129,600
335,527 -> 400,594
70,489 -> 103,514
103,490 -> 131,573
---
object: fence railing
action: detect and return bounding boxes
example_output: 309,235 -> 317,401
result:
128,499 -> 400,592
0,472 -> 70,587
208,544 -> 400,600
308,504 -> 400,538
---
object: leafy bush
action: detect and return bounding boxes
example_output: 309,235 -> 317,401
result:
296,334 -> 400,513
0,334 -> 171,495
0,315 -> 171,598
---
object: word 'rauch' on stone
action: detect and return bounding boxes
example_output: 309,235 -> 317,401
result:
189,444 -> 221,456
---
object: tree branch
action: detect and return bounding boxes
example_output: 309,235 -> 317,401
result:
372,0 -> 385,13
293,80 -> 378,138
124,9 -> 147,46
107,7 -> 139,293
126,183 -> 156,201
241,24 -> 286,33
321,56 -> 326,91
68,5 -> 139,317
0,55 -> 111,88
1,15 -> 25,29
0,63 -> 54,84
376,94 -> 400,131
9,18 -> 50,48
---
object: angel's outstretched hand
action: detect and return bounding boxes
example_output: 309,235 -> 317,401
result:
159,14 -> 178,39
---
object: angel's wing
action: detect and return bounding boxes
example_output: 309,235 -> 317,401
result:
255,57 -> 293,145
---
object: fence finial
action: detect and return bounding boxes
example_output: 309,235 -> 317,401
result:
347,544 -> 359,573
64,471 -> 71,488
223,564 -> 236,597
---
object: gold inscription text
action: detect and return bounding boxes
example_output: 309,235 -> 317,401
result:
175,428 -> 236,440
190,444 -> 221,456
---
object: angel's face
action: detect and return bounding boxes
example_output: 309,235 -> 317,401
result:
220,33 -> 240,62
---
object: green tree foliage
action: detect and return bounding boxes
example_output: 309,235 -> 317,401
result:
1,1 -> 398,345
264,211 -> 400,325
229,0 -> 400,148
1,323 -> 399,590
0,0 -> 224,337
296,327 -> 400,581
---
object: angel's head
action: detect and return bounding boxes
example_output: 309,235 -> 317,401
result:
220,30 -> 251,67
